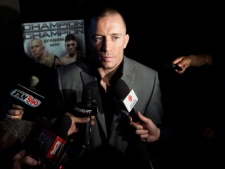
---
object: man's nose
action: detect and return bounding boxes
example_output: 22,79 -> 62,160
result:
101,38 -> 111,52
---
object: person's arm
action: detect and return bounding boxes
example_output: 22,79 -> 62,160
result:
172,54 -> 213,74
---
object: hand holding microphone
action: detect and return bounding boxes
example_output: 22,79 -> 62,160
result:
2,114 -> 72,169
73,88 -> 97,146
113,79 -> 160,142
65,112 -> 95,135
8,114 -> 92,169
129,111 -> 160,143
4,76 -> 44,121
4,104 -> 24,120
24,114 -> 72,169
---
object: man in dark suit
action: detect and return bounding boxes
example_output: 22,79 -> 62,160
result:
50,7 -> 163,168
5,7 -> 163,169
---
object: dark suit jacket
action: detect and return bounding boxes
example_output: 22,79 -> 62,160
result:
51,56 -> 163,153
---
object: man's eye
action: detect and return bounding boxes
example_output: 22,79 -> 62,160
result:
94,37 -> 102,41
112,36 -> 119,40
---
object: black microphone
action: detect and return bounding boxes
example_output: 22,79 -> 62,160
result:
113,79 -> 139,123
8,76 -> 45,120
165,62 -> 182,71
73,88 -> 97,146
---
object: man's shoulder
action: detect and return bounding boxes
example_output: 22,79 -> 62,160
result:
60,54 -> 68,60
58,62 -> 82,73
124,56 -> 156,73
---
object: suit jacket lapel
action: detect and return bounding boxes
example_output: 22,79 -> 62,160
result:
121,56 -> 133,88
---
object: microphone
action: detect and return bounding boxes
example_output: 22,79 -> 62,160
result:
73,88 -> 97,146
0,115 -> 71,168
113,79 -> 139,123
28,76 -> 40,91
26,114 -> 71,168
165,62 -> 182,71
8,76 -> 45,120
0,120 -> 35,150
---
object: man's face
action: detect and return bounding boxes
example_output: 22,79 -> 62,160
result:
30,39 -> 45,58
91,14 -> 129,70
65,40 -> 77,55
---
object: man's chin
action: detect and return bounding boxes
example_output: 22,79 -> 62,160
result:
101,63 -> 114,69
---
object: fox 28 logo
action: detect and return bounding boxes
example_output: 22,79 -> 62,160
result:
10,89 -> 41,107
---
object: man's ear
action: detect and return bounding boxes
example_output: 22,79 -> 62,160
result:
124,34 -> 129,49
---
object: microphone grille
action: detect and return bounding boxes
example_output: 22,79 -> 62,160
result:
29,76 -> 39,89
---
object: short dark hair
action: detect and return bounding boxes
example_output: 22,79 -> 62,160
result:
65,34 -> 76,42
88,7 -> 126,40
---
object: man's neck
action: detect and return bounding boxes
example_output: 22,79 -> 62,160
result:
68,51 -> 77,57
98,66 -> 119,87
36,53 -> 46,61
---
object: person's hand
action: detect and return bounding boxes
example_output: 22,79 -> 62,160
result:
172,56 -> 191,74
172,54 -> 212,74
4,104 -> 24,120
11,149 -> 41,169
129,111 -> 160,142
65,112 -> 95,135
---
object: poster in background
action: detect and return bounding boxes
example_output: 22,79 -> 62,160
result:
21,20 -> 85,60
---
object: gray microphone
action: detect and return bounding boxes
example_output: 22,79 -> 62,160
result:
29,76 -> 39,91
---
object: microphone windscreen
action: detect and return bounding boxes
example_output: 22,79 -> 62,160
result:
0,120 -> 35,149
113,79 -> 139,122
113,79 -> 130,99
29,76 -> 39,90
50,114 -> 72,140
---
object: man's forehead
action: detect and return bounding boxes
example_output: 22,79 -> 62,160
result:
97,14 -> 123,24
96,15 -> 126,32
66,40 -> 75,43
31,41 -> 40,46
31,39 -> 41,44
89,13 -> 126,37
